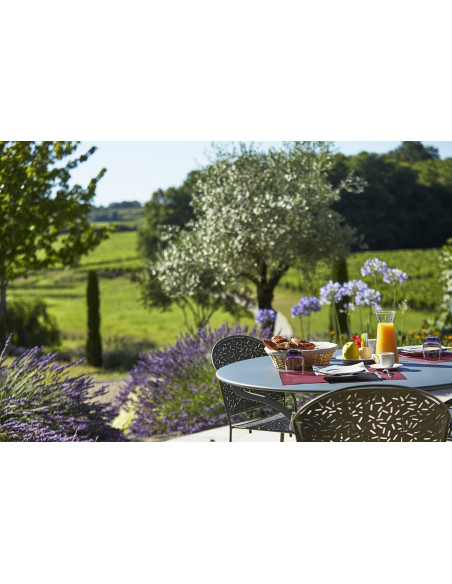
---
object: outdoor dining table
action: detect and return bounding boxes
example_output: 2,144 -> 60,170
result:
215,349 -> 452,421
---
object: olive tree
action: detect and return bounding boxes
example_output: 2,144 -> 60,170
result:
138,225 -> 252,328
139,141 -> 361,324
0,141 -> 109,346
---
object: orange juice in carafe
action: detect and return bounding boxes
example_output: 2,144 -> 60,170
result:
375,311 -> 399,363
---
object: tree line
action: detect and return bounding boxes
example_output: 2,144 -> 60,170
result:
139,141 -> 452,254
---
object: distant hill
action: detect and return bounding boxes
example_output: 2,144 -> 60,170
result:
89,201 -> 144,230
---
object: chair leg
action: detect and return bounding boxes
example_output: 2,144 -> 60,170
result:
229,426 -> 232,442
249,429 -> 252,434
280,433 -> 285,442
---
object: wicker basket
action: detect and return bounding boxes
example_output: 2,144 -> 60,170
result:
265,342 -> 338,370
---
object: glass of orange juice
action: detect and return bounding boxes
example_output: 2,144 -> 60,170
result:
375,311 -> 399,364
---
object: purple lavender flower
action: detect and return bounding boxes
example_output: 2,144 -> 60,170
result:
114,322 -> 268,439
255,309 -> 277,328
319,281 -> 346,305
382,268 -> 408,285
0,338 -> 125,442
291,297 -> 321,318
360,258 -> 388,277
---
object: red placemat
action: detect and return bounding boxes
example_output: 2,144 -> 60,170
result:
399,353 -> 452,363
279,370 -> 406,385
279,371 -> 328,385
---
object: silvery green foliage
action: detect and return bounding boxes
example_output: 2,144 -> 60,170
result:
141,142 -> 362,322
192,142 -> 361,297
434,239 -> 452,330
140,225 -> 252,327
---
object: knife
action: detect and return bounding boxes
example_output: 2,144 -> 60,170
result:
370,369 -> 384,380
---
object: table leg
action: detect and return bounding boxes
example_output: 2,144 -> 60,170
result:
230,384 -> 293,420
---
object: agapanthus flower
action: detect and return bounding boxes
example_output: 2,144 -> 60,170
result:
291,296 -> 321,318
339,302 -> 356,314
341,279 -> 369,297
361,258 -> 388,277
319,281 -> 346,305
382,268 -> 408,285
355,287 -> 382,309
255,309 -> 277,327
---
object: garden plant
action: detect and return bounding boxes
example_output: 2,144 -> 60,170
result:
0,338 -> 124,442
113,322 -> 268,438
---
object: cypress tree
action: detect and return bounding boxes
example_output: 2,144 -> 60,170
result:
330,256 -> 350,337
86,270 -> 102,366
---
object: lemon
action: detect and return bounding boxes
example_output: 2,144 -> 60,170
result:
343,341 -> 359,360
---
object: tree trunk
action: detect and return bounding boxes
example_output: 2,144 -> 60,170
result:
257,282 -> 275,309
257,282 -> 277,336
0,275 -> 7,349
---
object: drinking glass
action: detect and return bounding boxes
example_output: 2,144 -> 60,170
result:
285,348 -> 304,373
423,336 -> 442,360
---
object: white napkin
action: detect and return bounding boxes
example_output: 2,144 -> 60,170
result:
313,362 -> 367,377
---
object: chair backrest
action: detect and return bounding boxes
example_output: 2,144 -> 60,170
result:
211,335 -> 285,416
291,384 -> 451,442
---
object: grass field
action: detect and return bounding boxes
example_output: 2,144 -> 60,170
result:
7,230 -> 444,374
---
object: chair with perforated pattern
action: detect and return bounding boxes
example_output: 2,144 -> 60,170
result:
212,335 -> 295,442
291,384 -> 450,442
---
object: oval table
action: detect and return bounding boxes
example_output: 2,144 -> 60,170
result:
215,350 -> 452,420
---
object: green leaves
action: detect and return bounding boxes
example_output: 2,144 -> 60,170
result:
0,141 -> 111,344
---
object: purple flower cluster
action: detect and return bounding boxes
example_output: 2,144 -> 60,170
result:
0,341 -> 125,442
291,297 -> 321,318
319,281 -> 345,305
383,268 -> 408,285
319,279 -> 381,311
361,257 -> 408,286
361,258 -> 388,277
114,323 -> 267,438
354,287 -> 382,309
255,309 -> 277,327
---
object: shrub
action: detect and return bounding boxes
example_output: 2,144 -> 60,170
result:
114,322 -> 268,438
7,298 -> 61,348
0,339 -> 125,442
102,336 -> 156,372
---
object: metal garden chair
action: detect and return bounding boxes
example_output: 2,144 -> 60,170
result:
211,335 -> 296,442
290,384 -> 451,442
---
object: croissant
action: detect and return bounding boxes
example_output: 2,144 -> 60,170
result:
263,339 -> 279,350
276,342 -> 291,350
272,335 -> 287,344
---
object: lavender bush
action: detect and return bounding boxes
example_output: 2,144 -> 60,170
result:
114,322 -> 267,438
0,340 -> 124,442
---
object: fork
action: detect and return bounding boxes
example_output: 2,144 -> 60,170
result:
383,369 -> 393,378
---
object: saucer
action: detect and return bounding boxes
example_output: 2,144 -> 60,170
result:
369,363 -> 403,371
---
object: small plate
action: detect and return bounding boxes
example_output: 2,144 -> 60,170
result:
369,363 -> 403,371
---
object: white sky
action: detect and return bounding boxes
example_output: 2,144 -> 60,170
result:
70,141 -> 452,207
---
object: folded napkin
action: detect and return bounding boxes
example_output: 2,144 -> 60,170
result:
313,362 -> 368,377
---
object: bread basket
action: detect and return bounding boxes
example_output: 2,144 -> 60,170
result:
264,342 -> 338,370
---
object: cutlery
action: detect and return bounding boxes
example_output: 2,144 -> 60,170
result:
370,369 -> 384,380
383,369 -> 393,378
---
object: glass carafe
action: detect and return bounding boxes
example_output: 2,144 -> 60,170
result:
375,311 -> 399,364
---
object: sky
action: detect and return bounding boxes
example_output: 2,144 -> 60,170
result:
70,141 -> 452,208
